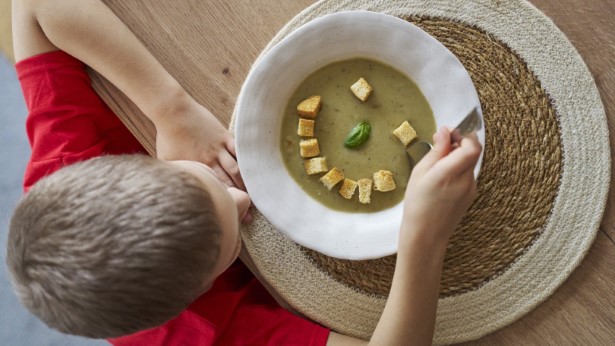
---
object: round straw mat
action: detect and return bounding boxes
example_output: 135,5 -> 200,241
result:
231,0 -> 610,344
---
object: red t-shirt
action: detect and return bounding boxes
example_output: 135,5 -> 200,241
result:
16,51 -> 329,346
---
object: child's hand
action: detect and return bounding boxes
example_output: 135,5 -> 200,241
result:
155,100 -> 245,190
402,127 -> 481,245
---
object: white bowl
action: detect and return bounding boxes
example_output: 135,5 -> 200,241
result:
235,11 -> 484,260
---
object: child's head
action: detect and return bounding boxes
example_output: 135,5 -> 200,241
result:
6,155 -> 250,338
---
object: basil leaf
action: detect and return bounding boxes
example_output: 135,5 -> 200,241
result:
344,121 -> 371,149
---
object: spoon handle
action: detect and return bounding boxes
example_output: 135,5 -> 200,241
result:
451,107 -> 482,143
406,107 -> 482,166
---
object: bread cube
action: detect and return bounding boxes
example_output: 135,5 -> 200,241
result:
320,167 -> 344,190
303,157 -> 328,175
358,178 -> 373,204
339,179 -> 358,200
350,77 -> 373,102
297,95 -> 322,118
297,118 -> 315,137
300,138 -> 320,158
373,170 -> 396,192
393,121 -> 418,146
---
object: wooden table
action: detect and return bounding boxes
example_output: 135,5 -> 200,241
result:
94,1 -> 615,343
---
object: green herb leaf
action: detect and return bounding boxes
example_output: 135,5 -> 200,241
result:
344,121 -> 371,149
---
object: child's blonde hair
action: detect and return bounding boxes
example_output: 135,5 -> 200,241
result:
7,155 -> 222,338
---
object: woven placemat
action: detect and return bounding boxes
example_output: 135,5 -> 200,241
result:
231,0 -> 610,344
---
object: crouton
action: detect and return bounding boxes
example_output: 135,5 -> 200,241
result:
300,138 -> 320,158
320,167 -> 344,190
393,121 -> 418,146
358,178 -> 373,204
297,118 -> 315,137
297,95 -> 322,118
339,179 -> 358,199
373,170 -> 396,192
350,77 -> 373,102
303,157 -> 328,175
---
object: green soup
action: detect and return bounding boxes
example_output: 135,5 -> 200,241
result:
280,58 -> 435,212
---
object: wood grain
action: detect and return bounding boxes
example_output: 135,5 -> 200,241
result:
92,0 -> 615,344
0,0 -> 13,62
94,0 -> 314,153
460,231 -> 615,345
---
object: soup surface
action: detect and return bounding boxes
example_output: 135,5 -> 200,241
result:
280,58 -> 435,212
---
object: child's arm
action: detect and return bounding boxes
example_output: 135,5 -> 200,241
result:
327,128 -> 481,345
371,127 -> 480,344
12,0 -> 243,189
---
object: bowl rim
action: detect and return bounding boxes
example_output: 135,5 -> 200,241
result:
235,10 -> 484,259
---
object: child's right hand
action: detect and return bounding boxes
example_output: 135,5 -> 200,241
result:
154,99 -> 245,191
401,127 -> 482,245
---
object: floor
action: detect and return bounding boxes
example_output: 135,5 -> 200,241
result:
0,55 -> 104,346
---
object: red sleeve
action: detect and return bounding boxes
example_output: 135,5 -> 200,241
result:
15,51 -> 145,191
110,261 -> 330,346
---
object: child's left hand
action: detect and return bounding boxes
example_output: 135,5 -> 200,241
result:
155,100 -> 245,190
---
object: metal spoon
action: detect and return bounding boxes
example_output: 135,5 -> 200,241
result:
406,107 -> 482,166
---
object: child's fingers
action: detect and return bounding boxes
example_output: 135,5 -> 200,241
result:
434,135 -> 481,178
225,136 -> 237,158
212,162 -> 235,188
415,127 -> 452,171
219,150 -> 245,191
241,210 -> 253,224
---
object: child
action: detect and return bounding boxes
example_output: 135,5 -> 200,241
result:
7,0 -> 481,345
